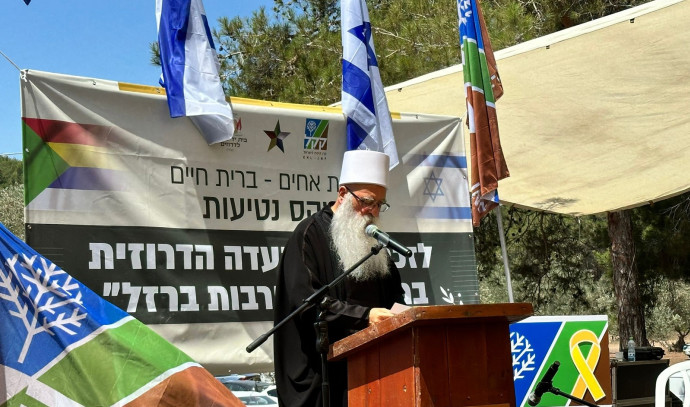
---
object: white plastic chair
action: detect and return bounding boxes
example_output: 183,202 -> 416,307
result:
656,360 -> 690,407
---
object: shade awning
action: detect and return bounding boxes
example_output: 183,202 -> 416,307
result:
385,0 -> 690,216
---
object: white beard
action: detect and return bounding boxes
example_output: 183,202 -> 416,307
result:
330,196 -> 390,281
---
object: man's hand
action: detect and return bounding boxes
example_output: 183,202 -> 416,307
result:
368,307 -> 395,326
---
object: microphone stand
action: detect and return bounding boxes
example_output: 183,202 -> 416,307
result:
539,385 -> 600,407
246,242 -> 385,407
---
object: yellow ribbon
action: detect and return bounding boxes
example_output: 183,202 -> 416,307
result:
569,329 -> 605,401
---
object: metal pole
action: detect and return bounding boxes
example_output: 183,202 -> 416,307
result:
494,206 -> 514,303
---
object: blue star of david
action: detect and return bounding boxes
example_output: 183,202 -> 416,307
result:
423,171 -> 445,202
348,21 -> 378,68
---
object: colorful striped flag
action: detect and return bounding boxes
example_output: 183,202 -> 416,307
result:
156,0 -> 235,145
458,0 -> 510,226
341,0 -> 399,169
0,222 -> 242,406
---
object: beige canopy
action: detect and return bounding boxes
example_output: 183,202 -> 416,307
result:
385,0 -> 690,216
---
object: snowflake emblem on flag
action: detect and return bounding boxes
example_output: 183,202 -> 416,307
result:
458,0 -> 473,26
511,331 -> 536,380
0,253 -> 86,363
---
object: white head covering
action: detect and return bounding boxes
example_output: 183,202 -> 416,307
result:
339,150 -> 390,189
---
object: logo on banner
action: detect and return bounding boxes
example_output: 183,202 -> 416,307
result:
509,317 -> 611,407
264,120 -> 291,153
218,117 -> 246,151
303,118 -> 328,160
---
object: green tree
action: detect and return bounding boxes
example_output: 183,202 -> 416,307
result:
0,183 -> 24,240
215,6 -> 342,105
518,0 -> 648,32
0,156 -> 22,189
631,193 -> 690,347
475,206 -> 612,315
646,277 -> 690,350
633,195 -> 690,283
0,156 -> 24,240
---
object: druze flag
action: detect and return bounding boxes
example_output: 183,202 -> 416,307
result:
0,222 -> 242,406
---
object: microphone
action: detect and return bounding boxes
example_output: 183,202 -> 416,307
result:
365,225 -> 412,258
527,361 -> 560,406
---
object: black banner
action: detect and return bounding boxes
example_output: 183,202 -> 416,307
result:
27,224 -> 478,324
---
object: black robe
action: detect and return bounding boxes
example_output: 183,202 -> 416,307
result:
273,204 -> 404,407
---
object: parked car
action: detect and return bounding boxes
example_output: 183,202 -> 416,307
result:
215,376 -> 257,392
254,381 -> 273,392
232,391 -> 278,406
218,373 -> 262,381
683,344 -> 690,358
261,385 -> 277,403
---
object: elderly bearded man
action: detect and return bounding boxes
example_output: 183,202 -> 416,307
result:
273,150 -> 405,407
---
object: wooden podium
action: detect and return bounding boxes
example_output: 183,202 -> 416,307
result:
329,303 -> 533,407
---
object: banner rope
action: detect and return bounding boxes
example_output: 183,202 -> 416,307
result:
0,49 -> 22,72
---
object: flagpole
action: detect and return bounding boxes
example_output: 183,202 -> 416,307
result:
494,205 -> 514,303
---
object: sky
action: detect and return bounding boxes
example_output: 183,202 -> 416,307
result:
0,0 -> 275,158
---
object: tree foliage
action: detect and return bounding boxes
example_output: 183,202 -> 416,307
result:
646,277 -> 690,350
634,195 -> 690,283
475,194 -> 690,348
215,6 -> 342,105
0,183 -> 24,241
475,207 -> 614,315
633,195 -> 690,346
0,156 -> 22,189
0,157 -> 24,240
205,0 -> 650,105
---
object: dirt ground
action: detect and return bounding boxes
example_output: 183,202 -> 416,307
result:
663,350 -> 688,365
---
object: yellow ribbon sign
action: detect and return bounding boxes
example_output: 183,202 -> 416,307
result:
569,329 -> 605,401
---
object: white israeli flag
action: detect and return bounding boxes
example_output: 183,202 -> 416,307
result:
341,0 -> 399,169
156,0 -> 234,144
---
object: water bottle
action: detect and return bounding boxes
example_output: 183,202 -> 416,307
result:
627,337 -> 636,361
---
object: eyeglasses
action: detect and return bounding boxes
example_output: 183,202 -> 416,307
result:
344,186 -> 390,213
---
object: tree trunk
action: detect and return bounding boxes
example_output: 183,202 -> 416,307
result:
607,210 -> 648,350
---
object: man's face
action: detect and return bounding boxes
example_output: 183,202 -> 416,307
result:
339,184 -> 387,218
